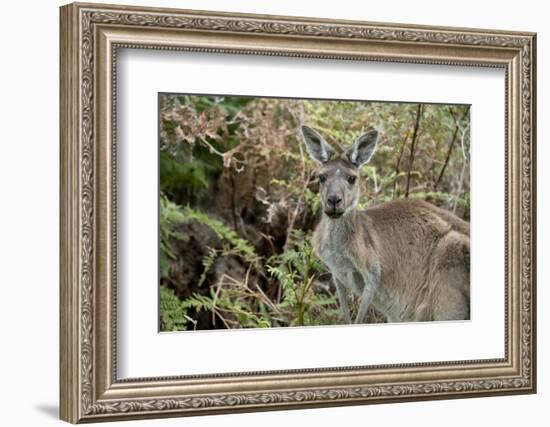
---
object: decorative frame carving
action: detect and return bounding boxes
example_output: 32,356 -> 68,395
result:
60,2 -> 536,423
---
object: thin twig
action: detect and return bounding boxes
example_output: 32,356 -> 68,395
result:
214,310 -> 234,329
434,106 -> 470,190
254,279 -> 280,314
183,314 -> 198,331
198,137 -> 247,167
452,121 -> 470,214
283,141 -> 308,252
392,135 -> 408,196
211,277 -> 224,326
228,167 -> 238,231
404,104 -> 423,198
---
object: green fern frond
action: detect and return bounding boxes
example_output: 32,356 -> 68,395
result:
159,285 -> 188,332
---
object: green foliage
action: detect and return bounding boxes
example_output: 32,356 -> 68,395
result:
180,291 -> 215,312
160,151 -> 210,200
159,285 -> 189,331
159,194 -> 258,280
266,230 -> 339,327
159,95 -> 255,205
197,247 -> 218,288
182,207 -> 257,264
159,194 -> 188,277
271,178 -> 322,214
173,283 -> 275,329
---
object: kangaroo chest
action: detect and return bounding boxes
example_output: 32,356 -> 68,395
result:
317,217 -> 372,274
319,245 -> 356,273
318,233 -> 357,273
317,226 -> 363,294
316,218 -> 386,302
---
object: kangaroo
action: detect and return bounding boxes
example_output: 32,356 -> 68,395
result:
301,125 -> 470,324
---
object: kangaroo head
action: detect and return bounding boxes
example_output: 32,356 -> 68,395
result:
301,125 -> 378,219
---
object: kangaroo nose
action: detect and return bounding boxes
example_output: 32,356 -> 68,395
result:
327,195 -> 342,208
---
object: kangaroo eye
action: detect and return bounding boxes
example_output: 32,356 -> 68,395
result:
347,176 -> 357,185
319,174 -> 327,184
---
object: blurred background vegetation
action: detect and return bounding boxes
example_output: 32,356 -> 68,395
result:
158,94 -> 470,332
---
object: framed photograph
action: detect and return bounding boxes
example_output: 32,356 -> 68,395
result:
60,2 -> 537,423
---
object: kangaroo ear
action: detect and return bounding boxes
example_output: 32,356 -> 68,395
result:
347,129 -> 378,167
301,126 -> 336,164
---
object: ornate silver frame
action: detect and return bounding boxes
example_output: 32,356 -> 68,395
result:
60,2 -> 536,423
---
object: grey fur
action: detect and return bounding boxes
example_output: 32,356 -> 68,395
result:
301,125 -> 336,163
347,129 -> 378,167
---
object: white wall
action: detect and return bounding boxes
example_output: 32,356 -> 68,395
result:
0,1 -> 546,426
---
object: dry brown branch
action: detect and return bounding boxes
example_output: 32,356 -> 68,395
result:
434,106 -> 470,190
404,104 -> 423,198
452,119 -> 470,214
283,140 -> 308,252
393,134 -> 409,196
